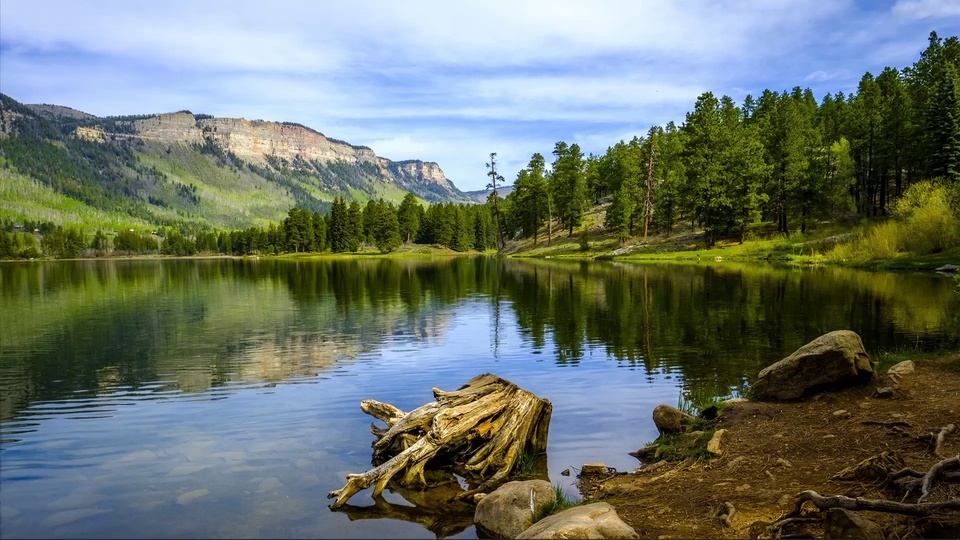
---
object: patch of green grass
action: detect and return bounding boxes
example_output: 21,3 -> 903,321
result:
511,450 -> 538,477
534,484 -> 582,523
873,345 -> 960,373
646,429 -> 716,462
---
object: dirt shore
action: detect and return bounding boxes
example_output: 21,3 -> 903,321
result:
581,354 -> 960,539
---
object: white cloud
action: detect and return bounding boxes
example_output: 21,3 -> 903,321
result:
892,0 -> 960,20
805,70 -> 833,82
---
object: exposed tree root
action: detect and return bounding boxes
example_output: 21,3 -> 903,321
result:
933,424 -> 956,458
716,501 -> 736,528
784,489 -> 960,517
327,373 -> 552,508
885,454 -> 960,502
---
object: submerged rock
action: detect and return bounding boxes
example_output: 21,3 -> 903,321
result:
751,331 -> 873,401
474,479 -> 555,539
516,502 -> 639,539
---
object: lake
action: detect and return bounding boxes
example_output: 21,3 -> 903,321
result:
1,257 -> 958,538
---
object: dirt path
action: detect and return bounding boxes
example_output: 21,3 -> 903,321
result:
583,354 -> 960,539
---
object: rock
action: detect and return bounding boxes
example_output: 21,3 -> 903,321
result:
872,387 -> 895,399
473,493 -> 487,503
724,397 -> 749,406
652,404 -> 695,434
751,331 -> 874,401
516,502 -> 639,539
629,443 -> 660,462
706,429 -> 727,456
935,264 -> 959,273
775,458 -> 793,468
886,360 -> 915,387
561,468 -> 571,476
581,462 -> 608,475
824,508 -> 884,539
832,409 -> 849,417
474,480 -> 555,539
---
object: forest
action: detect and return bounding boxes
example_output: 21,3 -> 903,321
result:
1,32 -> 958,261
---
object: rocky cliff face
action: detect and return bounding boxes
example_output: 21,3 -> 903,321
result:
133,112 -> 465,201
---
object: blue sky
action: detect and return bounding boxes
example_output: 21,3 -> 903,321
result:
1,0 -> 959,191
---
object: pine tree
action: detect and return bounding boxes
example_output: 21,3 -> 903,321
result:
330,196 -> 350,252
347,201 -> 363,252
397,192 -> 422,243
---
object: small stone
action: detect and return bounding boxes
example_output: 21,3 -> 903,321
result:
776,458 -> 793,468
707,429 -> 727,456
886,360 -> 915,378
560,468 -> 570,476
832,409 -> 849,417
726,456 -> 746,470
175,489 -> 209,505
872,387 -> 895,399
652,404 -> 695,434
581,462 -> 608,475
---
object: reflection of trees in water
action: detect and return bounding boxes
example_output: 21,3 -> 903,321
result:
2,258 -> 957,422
494,259 -> 960,396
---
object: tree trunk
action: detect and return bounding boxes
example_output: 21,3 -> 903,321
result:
328,374 -> 552,508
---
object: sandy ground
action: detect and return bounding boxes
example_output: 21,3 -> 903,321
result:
581,354 -> 960,539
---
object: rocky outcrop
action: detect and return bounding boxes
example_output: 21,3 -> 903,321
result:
652,404 -> 694,435
132,113 -> 466,202
516,502 -> 639,539
751,330 -> 874,401
474,480 -> 555,539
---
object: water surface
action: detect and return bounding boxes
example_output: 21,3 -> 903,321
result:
1,258 -> 957,538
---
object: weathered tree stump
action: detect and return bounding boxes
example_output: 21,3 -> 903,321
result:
327,373 -> 553,508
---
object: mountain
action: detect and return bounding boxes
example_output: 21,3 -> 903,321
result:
463,184 -> 514,203
0,93 -> 469,233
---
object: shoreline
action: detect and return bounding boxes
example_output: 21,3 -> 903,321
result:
578,353 -> 960,539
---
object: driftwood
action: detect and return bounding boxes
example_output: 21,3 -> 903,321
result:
327,373 -> 553,508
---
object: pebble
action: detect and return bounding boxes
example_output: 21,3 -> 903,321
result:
873,387 -> 895,399
832,409 -> 849,417
560,468 -> 571,476
776,458 -> 793,468
176,489 -> 209,505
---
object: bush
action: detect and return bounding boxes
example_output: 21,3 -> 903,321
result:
826,180 -> 960,260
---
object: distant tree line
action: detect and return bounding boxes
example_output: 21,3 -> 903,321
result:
501,31 -> 960,247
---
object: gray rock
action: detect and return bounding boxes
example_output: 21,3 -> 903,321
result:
475,480 -> 555,539
935,264 -> 958,273
652,404 -> 694,435
581,462 -> 608,475
824,508 -> 884,539
872,387 -> 895,399
751,331 -> 873,401
516,502 -> 639,539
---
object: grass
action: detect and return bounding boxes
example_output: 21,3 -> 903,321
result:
645,429 -> 716,463
873,345 -> 960,373
534,484 -> 582,523
511,450 -> 539,477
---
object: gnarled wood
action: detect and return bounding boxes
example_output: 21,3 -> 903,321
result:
785,490 -> 960,517
327,373 -> 552,508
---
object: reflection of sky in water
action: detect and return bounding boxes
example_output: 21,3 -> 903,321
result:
1,259 -> 957,538
1,299 -> 673,539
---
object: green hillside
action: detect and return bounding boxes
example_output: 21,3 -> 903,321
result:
0,94 -> 453,234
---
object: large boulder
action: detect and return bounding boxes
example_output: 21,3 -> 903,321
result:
475,479 -> 555,539
652,404 -> 694,435
751,331 -> 873,401
516,502 -> 639,539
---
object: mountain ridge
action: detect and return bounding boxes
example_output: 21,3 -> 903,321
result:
0,93 -> 470,232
